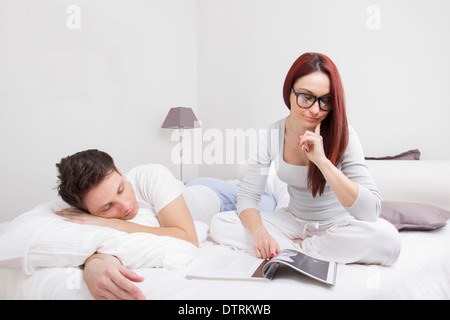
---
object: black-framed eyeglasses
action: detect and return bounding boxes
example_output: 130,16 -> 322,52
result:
291,88 -> 332,112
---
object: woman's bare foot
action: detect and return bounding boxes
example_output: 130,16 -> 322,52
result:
293,238 -> 303,248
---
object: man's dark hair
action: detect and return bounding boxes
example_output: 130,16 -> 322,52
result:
56,149 -> 118,211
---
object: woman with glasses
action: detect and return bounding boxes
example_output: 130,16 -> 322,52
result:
210,52 -> 401,266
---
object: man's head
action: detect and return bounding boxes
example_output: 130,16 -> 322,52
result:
56,149 -> 138,219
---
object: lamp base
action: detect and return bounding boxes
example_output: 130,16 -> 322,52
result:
179,127 -> 183,182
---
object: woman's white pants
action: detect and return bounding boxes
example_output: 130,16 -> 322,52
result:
210,208 -> 401,266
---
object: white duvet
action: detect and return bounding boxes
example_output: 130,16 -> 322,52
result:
0,200 -> 203,275
2,200 -> 450,300
3,224 -> 450,300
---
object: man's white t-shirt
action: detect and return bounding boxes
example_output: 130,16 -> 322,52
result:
126,164 -> 186,227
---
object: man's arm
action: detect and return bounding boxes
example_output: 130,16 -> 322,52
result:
56,195 -> 199,247
110,195 -> 199,247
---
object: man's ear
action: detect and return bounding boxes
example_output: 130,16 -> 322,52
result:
116,166 -> 124,176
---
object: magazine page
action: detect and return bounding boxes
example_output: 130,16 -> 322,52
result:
262,249 -> 337,285
186,253 -> 270,281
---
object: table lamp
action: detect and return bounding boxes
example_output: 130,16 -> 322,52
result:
161,107 -> 200,181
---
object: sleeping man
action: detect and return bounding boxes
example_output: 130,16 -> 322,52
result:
55,149 -> 199,300
55,149 -> 287,300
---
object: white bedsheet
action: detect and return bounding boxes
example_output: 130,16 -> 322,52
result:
2,223 -> 449,300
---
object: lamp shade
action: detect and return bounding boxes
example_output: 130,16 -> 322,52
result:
161,107 -> 200,129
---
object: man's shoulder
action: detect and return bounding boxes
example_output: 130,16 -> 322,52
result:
126,164 -> 171,180
127,163 -> 167,173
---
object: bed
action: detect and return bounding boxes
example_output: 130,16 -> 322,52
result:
1,160 -> 450,300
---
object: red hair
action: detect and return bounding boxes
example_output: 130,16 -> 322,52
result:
283,52 -> 349,197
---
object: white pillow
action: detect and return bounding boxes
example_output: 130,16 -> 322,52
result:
0,200 -> 115,274
0,200 -> 201,275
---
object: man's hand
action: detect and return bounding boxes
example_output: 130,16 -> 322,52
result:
83,253 -> 146,300
56,208 -> 120,228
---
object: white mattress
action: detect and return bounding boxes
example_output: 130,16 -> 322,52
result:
1,222 -> 450,300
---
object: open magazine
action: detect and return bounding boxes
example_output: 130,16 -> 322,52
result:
186,249 -> 337,286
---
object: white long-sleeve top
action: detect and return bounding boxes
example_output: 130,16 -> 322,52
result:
236,117 -> 381,222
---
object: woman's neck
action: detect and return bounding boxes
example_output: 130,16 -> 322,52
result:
285,116 -> 306,139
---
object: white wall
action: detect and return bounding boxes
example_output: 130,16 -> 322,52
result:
0,0 -> 198,221
1,0 -> 449,222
